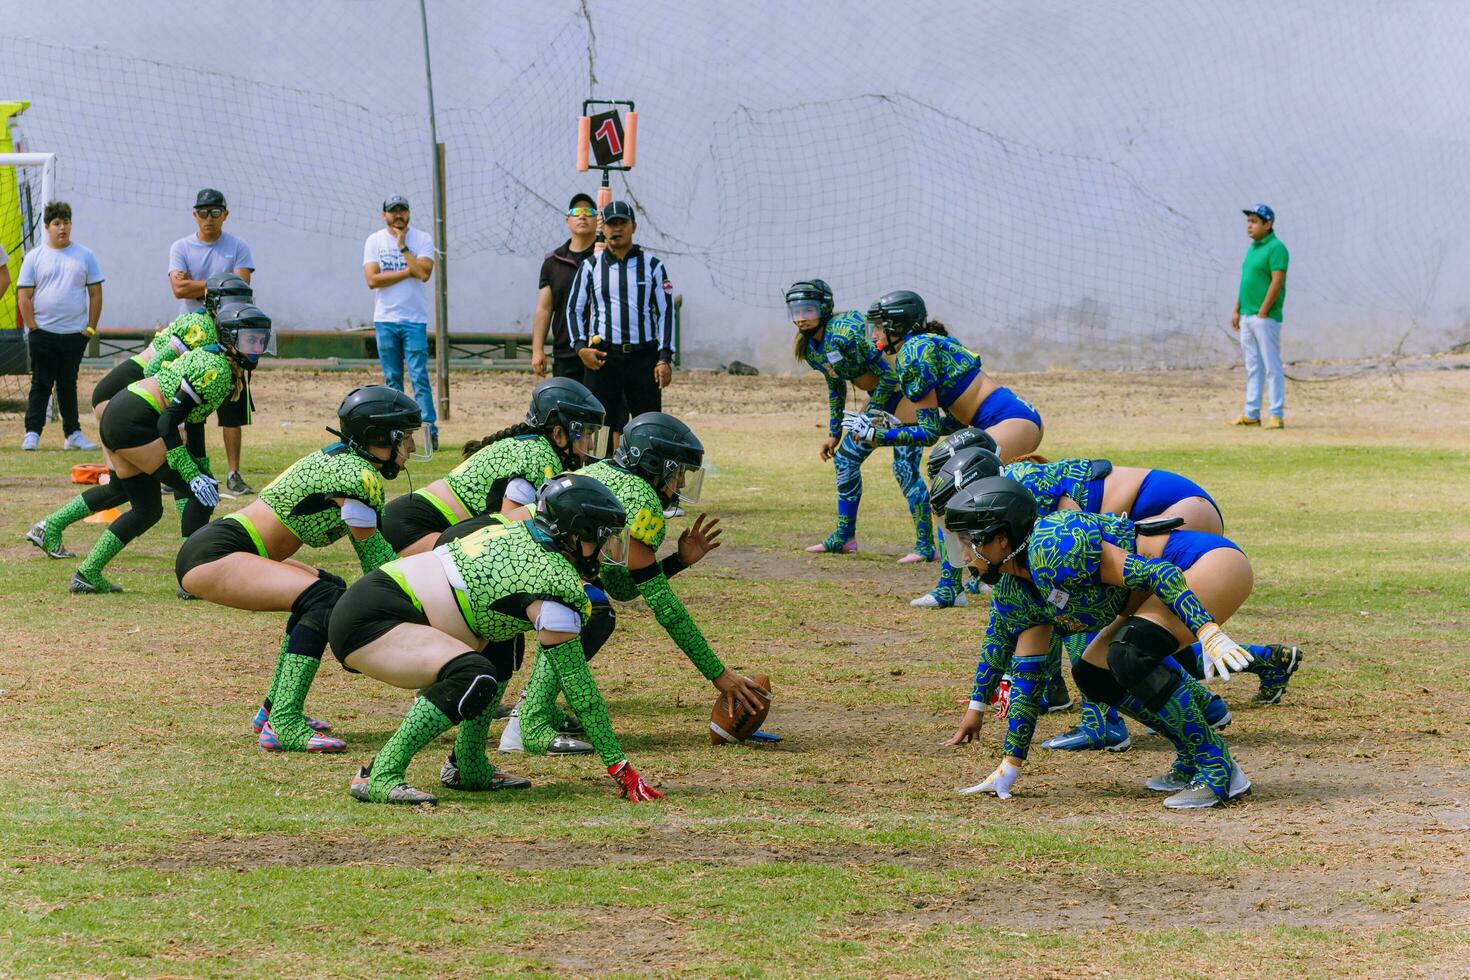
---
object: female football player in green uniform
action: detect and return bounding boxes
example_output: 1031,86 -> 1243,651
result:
941,476 -> 1261,809
841,290 -> 1046,609
62,302 -> 270,593
328,474 -> 662,805
177,385 -> 423,753
500,411 -> 769,754
28,275 -> 248,562
380,377 -> 608,556
786,279 -> 933,561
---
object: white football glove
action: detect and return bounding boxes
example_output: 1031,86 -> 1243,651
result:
840,410 -> 876,445
1198,622 -> 1253,681
959,759 -> 1021,800
189,474 -> 220,508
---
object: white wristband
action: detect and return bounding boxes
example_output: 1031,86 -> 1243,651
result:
968,699 -> 986,712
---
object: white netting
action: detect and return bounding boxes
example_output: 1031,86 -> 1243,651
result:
0,0 -> 1467,369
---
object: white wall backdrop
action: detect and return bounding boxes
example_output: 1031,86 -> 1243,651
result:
2,0 -> 1467,369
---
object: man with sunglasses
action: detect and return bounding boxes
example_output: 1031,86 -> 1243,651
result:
531,194 -> 599,381
364,195 -> 438,451
168,188 -> 257,494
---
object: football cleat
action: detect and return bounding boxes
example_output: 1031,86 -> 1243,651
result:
1145,761 -> 1195,793
1044,674 -> 1074,713
1163,764 -> 1251,810
26,521 -> 75,559
258,721 -> 345,753
439,754 -> 532,791
251,705 -> 332,735
1042,720 -> 1132,752
69,570 -> 122,594
910,589 -> 967,609
806,536 -> 858,555
351,766 -> 436,805
896,550 -> 935,564
1252,645 -> 1303,706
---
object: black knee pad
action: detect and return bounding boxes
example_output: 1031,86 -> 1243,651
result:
286,577 -> 346,659
581,601 -> 617,662
1106,617 -> 1183,712
1072,658 -> 1127,706
421,652 -> 499,723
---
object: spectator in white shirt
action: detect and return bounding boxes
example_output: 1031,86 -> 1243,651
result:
17,201 -> 103,451
168,187 -> 257,494
363,194 -> 437,447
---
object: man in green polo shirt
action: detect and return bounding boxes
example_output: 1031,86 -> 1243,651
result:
1231,203 -> 1289,429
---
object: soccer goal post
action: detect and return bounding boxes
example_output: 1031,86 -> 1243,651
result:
0,148 -> 56,373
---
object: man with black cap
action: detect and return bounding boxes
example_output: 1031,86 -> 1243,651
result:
531,193 -> 599,381
363,194 -> 438,449
168,188 -> 257,494
565,199 -> 676,440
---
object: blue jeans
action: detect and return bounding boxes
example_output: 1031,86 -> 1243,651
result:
1239,315 -> 1284,420
374,321 -> 437,430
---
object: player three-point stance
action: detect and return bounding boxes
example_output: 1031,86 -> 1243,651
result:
177,385 -> 423,753
997,456 -> 1302,750
786,279 -> 933,562
27,275 -> 251,564
328,474 -> 663,805
498,412 -> 769,753
380,377 -> 608,556
941,476 -> 1264,809
839,290 -> 1045,609
56,303 -> 270,593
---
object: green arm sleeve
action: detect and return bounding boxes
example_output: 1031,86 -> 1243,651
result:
541,636 -> 625,766
351,530 -> 398,573
825,374 -> 846,439
1122,553 -> 1212,633
635,569 -> 726,681
164,443 -> 202,485
876,406 -> 942,447
599,563 -> 641,602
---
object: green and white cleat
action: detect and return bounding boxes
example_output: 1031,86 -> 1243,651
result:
70,570 -> 122,594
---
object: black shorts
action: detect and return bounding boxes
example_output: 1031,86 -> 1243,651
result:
99,389 -> 161,452
92,358 -> 146,408
217,372 -> 254,427
435,510 -> 509,547
327,568 -> 429,672
382,492 -> 453,553
175,515 -> 263,584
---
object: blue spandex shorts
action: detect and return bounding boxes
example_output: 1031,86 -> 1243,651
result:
1132,470 -> 1222,526
1161,530 -> 1241,571
972,386 -> 1043,430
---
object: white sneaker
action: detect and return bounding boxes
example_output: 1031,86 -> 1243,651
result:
498,703 -> 524,753
663,506 -> 685,519
21,432 -> 39,451
63,431 -> 100,451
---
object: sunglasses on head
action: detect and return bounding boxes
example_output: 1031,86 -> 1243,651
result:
195,207 -> 225,218
567,207 -> 597,218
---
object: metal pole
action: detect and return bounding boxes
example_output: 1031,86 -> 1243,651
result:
418,0 -> 450,421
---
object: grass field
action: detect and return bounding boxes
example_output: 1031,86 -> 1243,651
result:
2,362 -> 1468,978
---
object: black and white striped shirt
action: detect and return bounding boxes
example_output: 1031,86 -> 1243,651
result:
565,245 -> 675,360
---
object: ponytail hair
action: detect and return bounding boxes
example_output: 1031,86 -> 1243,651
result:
920,319 -> 950,337
793,330 -> 811,362
463,421 -> 537,458
1012,452 -> 1051,464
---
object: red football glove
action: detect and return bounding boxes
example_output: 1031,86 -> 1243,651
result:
608,760 -> 664,802
990,675 -> 1014,719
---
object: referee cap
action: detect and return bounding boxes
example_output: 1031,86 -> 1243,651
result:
601,200 -> 636,223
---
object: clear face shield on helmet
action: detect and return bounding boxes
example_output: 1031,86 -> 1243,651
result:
942,527 -> 981,571
664,460 -> 707,505
397,424 -> 434,464
232,325 -> 276,360
567,418 -> 610,462
787,299 -> 823,330
595,523 -> 631,567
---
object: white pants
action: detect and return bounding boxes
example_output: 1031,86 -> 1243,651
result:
1239,315 -> 1284,420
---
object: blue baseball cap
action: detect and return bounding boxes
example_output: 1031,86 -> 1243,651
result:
1242,203 -> 1275,222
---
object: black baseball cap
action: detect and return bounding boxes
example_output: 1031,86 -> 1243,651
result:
383,195 -> 410,211
568,193 -> 596,210
601,200 -> 635,223
194,188 -> 226,209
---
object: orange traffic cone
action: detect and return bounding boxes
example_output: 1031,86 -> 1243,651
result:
84,508 -> 122,524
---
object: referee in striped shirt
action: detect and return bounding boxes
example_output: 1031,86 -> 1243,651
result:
567,200 -> 675,436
